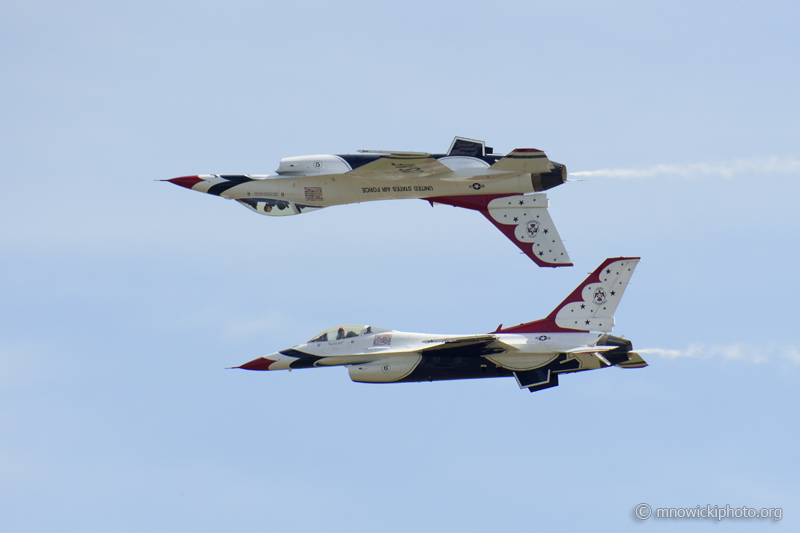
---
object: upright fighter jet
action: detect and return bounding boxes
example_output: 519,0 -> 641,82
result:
234,257 -> 647,393
166,137 -> 572,267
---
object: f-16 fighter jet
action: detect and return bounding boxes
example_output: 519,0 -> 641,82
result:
235,257 -> 647,393
166,137 -> 572,267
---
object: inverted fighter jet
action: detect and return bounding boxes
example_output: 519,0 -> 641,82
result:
235,257 -> 647,393
166,137 -> 572,267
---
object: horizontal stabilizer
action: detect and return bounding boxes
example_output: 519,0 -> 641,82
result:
616,352 -> 648,369
565,345 -> 621,354
490,149 -> 551,174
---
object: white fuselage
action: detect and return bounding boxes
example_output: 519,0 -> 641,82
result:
194,156 -> 534,208
234,255 -> 646,391
168,150 -> 573,267
265,330 -> 606,373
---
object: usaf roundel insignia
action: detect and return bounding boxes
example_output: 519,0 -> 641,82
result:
592,288 -> 607,304
525,220 -> 540,238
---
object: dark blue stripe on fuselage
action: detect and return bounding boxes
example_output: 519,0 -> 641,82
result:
336,154 -> 381,170
280,349 -> 324,369
207,175 -> 253,196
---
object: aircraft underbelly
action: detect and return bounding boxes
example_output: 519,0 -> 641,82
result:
393,350 -> 604,383
485,353 -> 560,371
395,354 -> 513,383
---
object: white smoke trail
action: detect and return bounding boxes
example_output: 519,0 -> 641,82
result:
571,156 -> 800,179
638,343 -> 800,365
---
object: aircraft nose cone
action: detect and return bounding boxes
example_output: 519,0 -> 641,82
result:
166,175 -> 205,189
237,357 -> 277,371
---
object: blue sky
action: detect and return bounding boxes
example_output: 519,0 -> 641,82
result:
2,1 -> 798,531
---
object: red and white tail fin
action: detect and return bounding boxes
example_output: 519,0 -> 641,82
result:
485,194 -> 572,267
428,193 -> 573,268
497,257 -> 640,334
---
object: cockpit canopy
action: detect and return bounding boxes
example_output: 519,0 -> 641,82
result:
307,324 -> 390,343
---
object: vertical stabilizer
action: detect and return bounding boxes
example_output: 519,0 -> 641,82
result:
497,257 -> 640,333
485,194 -> 572,267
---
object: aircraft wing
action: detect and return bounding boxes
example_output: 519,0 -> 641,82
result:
319,335 -> 513,363
419,335 -> 517,355
346,153 -> 453,179
358,335 -> 514,358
